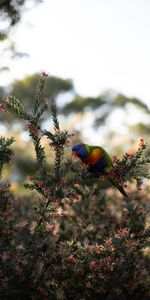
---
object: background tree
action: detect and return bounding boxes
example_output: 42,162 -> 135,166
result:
0,0 -> 43,71
0,0 -> 43,36
62,91 -> 150,127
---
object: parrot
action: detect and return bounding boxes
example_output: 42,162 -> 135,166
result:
72,143 -> 128,198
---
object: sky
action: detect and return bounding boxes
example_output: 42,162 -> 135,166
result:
1,0 -> 150,105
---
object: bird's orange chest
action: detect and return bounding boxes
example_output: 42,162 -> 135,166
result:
83,148 -> 103,166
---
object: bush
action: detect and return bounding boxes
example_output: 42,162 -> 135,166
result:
0,73 -> 150,299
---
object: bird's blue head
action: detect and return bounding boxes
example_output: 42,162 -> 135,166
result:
72,143 -> 87,159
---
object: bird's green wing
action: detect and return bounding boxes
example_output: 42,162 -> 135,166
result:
98,146 -> 112,165
84,144 -> 93,155
91,145 -> 112,166
84,144 -> 112,163
84,144 -> 112,170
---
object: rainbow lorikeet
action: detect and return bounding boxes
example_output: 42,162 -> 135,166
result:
72,143 -> 128,197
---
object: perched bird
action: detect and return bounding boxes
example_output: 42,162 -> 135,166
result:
72,143 -> 128,197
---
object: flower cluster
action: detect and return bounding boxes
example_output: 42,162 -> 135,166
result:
27,123 -> 41,137
107,137 -> 150,193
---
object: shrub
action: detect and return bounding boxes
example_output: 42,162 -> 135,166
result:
0,73 -> 150,299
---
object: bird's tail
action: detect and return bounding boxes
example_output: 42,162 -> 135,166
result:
106,176 -> 128,198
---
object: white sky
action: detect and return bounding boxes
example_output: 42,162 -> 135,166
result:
1,0 -> 150,105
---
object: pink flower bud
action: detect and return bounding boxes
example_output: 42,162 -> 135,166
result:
138,137 -> 145,149
0,103 -> 6,110
41,71 -> 48,77
125,152 -> 134,159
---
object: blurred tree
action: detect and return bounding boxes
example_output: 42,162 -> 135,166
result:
131,123 -> 150,136
62,91 -> 150,127
0,0 -> 43,37
0,0 -> 43,72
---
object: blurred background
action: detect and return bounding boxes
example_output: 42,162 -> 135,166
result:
0,0 -> 150,190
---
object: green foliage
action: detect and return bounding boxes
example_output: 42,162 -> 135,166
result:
4,95 -> 30,120
0,136 -> 14,178
1,74 -> 150,299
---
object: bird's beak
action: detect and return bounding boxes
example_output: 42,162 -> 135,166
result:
72,151 -> 77,158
